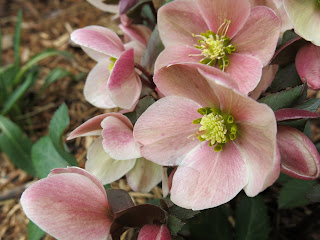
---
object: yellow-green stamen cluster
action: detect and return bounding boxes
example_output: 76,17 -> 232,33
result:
191,20 -> 235,71
108,57 -> 117,72
193,107 -> 238,152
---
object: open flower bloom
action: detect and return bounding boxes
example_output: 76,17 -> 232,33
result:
21,167 -> 113,240
283,0 -> 320,46
134,64 -> 279,210
155,0 -> 280,94
295,44 -> 320,91
68,113 -> 162,193
275,109 -> 320,179
71,26 -> 145,110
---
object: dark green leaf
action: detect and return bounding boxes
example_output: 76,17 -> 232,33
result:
169,205 -> 200,220
269,63 -> 302,92
189,206 -> 233,240
14,10 -> 23,67
281,30 -> 300,46
235,195 -> 270,240
42,67 -> 71,89
141,26 -> 164,73
104,184 -> 111,191
49,103 -> 77,166
0,116 -> 34,175
0,26 -> 2,66
28,220 -> 45,240
168,214 -> 185,237
276,172 -> 293,184
1,67 -> 38,115
306,183 -> 320,203
295,98 -> 320,112
259,85 -> 305,111
303,120 -> 312,139
278,179 -> 316,209
31,136 -> 69,178
126,0 -> 153,23
136,96 -> 155,118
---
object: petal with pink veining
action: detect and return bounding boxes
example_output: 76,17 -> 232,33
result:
231,6 -> 280,66
107,49 -> 141,109
158,0 -> 208,47
134,96 -> 201,166
171,141 -> 248,210
124,41 -> 145,64
196,0 -> 250,38
296,44 -> 320,90
126,158 -> 162,193
225,53 -> 262,94
71,26 -> 124,59
120,24 -> 152,46
101,116 -> 141,160
138,224 -> 172,240
86,137 -> 136,184
67,113 -> 132,140
21,170 -> 112,240
277,125 -> 320,180
84,60 -> 117,109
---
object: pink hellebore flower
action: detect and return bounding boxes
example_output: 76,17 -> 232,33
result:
21,167 -> 113,240
68,113 -> 162,193
295,44 -> 320,91
155,0 -> 280,94
87,0 -> 118,13
71,26 -> 146,110
283,0 -> 320,46
134,64 -> 280,210
138,224 -> 172,240
275,108 -> 320,179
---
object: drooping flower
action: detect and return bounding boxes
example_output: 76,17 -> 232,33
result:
20,167 -> 113,240
283,0 -> 320,46
68,113 -> 162,193
71,26 -> 146,110
138,224 -> 172,240
295,44 -> 320,90
134,64 -> 279,210
275,108 -> 320,179
155,0 -> 281,94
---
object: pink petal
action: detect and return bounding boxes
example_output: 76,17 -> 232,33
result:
101,116 -> 141,160
171,142 -> 248,210
154,45 -> 201,73
154,64 -> 228,107
107,49 -> 142,109
196,0 -> 251,38
249,64 -> 278,100
134,96 -> 202,166
120,24 -> 152,46
231,6 -> 281,66
157,0 -> 208,47
277,125 -> 320,180
225,53 -> 263,94
21,170 -> 112,240
162,167 -> 169,197
86,137 -> 136,184
124,41 -> 145,64
235,121 -> 279,196
67,113 -> 132,140
275,108 -> 320,122
71,26 -> 124,59
296,44 -> 320,90
126,158 -> 162,192
87,0 -> 119,13
83,60 -> 117,109
138,224 -> 172,240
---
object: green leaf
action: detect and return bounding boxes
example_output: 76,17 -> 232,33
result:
167,214 -> 185,237
189,206 -> 233,240
28,220 -> 45,240
278,179 -> 316,209
42,67 -> 71,89
49,103 -> 77,166
169,205 -> 200,220
124,96 -> 155,124
259,85 -> 305,111
104,184 -> 111,191
141,26 -> 164,73
295,98 -> 320,112
0,116 -> 35,175
1,67 -> 38,115
306,183 -> 320,203
13,49 -> 73,86
235,195 -> 270,240
276,172 -> 292,185
32,136 -> 69,178
281,30 -> 300,46
269,63 -> 302,92
14,10 -> 23,67
0,25 -> 2,66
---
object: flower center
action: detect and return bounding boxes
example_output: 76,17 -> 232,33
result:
193,107 -> 238,152
108,57 -> 117,73
191,20 -> 235,71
